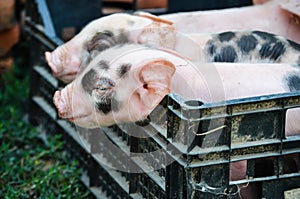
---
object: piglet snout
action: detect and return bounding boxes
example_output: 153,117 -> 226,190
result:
45,44 -> 83,83
53,90 -> 70,119
45,51 -> 59,76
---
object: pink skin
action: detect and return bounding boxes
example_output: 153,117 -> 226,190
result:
45,44 -> 84,83
160,0 -> 300,43
54,45 -> 175,127
53,44 -> 300,198
45,13 -> 176,83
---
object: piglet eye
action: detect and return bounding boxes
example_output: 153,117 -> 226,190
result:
94,86 -> 108,93
99,87 -> 108,91
92,77 -> 115,99
96,84 -> 111,91
96,77 -> 115,89
82,69 -> 116,99
93,85 -> 112,98
92,87 -> 113,103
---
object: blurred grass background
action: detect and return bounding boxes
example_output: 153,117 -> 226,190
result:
0,42 -> 93,198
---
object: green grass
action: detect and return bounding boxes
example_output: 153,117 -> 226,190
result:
0,47 -> 93,198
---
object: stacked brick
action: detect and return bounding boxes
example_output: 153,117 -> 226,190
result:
0,0 -> 25,74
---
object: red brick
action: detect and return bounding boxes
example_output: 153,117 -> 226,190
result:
0,0 -> 17,31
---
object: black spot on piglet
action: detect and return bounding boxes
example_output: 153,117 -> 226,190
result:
286,74 -> 300,92
96,96 -> 120,114
259,42 -> 286,61
98,60 -> 110,70
96,102 -> 112,114
218,31 -> 235,42
253,31 -> 276,42
82,70 -> 118,114
135,116 -> 151,127
288,40 -> 300,51
118,63 -> 132,78
82,69 -> 98,95
208,43 -> 216,56
87,31 -> 115,52
214,46 -> 237,62
237,35 -> 258,53
86,30 -> 129,57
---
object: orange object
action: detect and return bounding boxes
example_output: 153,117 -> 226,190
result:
135,11 -> 173,25
103,0 -> 167,9
0,24 -> 20,74
0,24 -> 20,57
0,0 -> 17,31
137,0 -> 167,9
253,0 -> 271,4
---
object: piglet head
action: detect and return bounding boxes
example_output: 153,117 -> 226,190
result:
53,45 -> 176,128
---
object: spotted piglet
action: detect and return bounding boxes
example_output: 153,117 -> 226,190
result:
45,12 -> 176,83
53,43 -> 300,133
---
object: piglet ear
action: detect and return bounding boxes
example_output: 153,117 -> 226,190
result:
136,59 -> 176,111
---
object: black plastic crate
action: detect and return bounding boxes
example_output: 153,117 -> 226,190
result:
58,124 -> 92,173
29,96 -> 57,134
164,93 -> 300,198
134,171 -> 165,199
89,130 -> 132,198
30,66 -> 57,109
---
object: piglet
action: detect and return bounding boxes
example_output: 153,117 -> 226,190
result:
45,12 -> 176,83
53,43 -> 300,135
